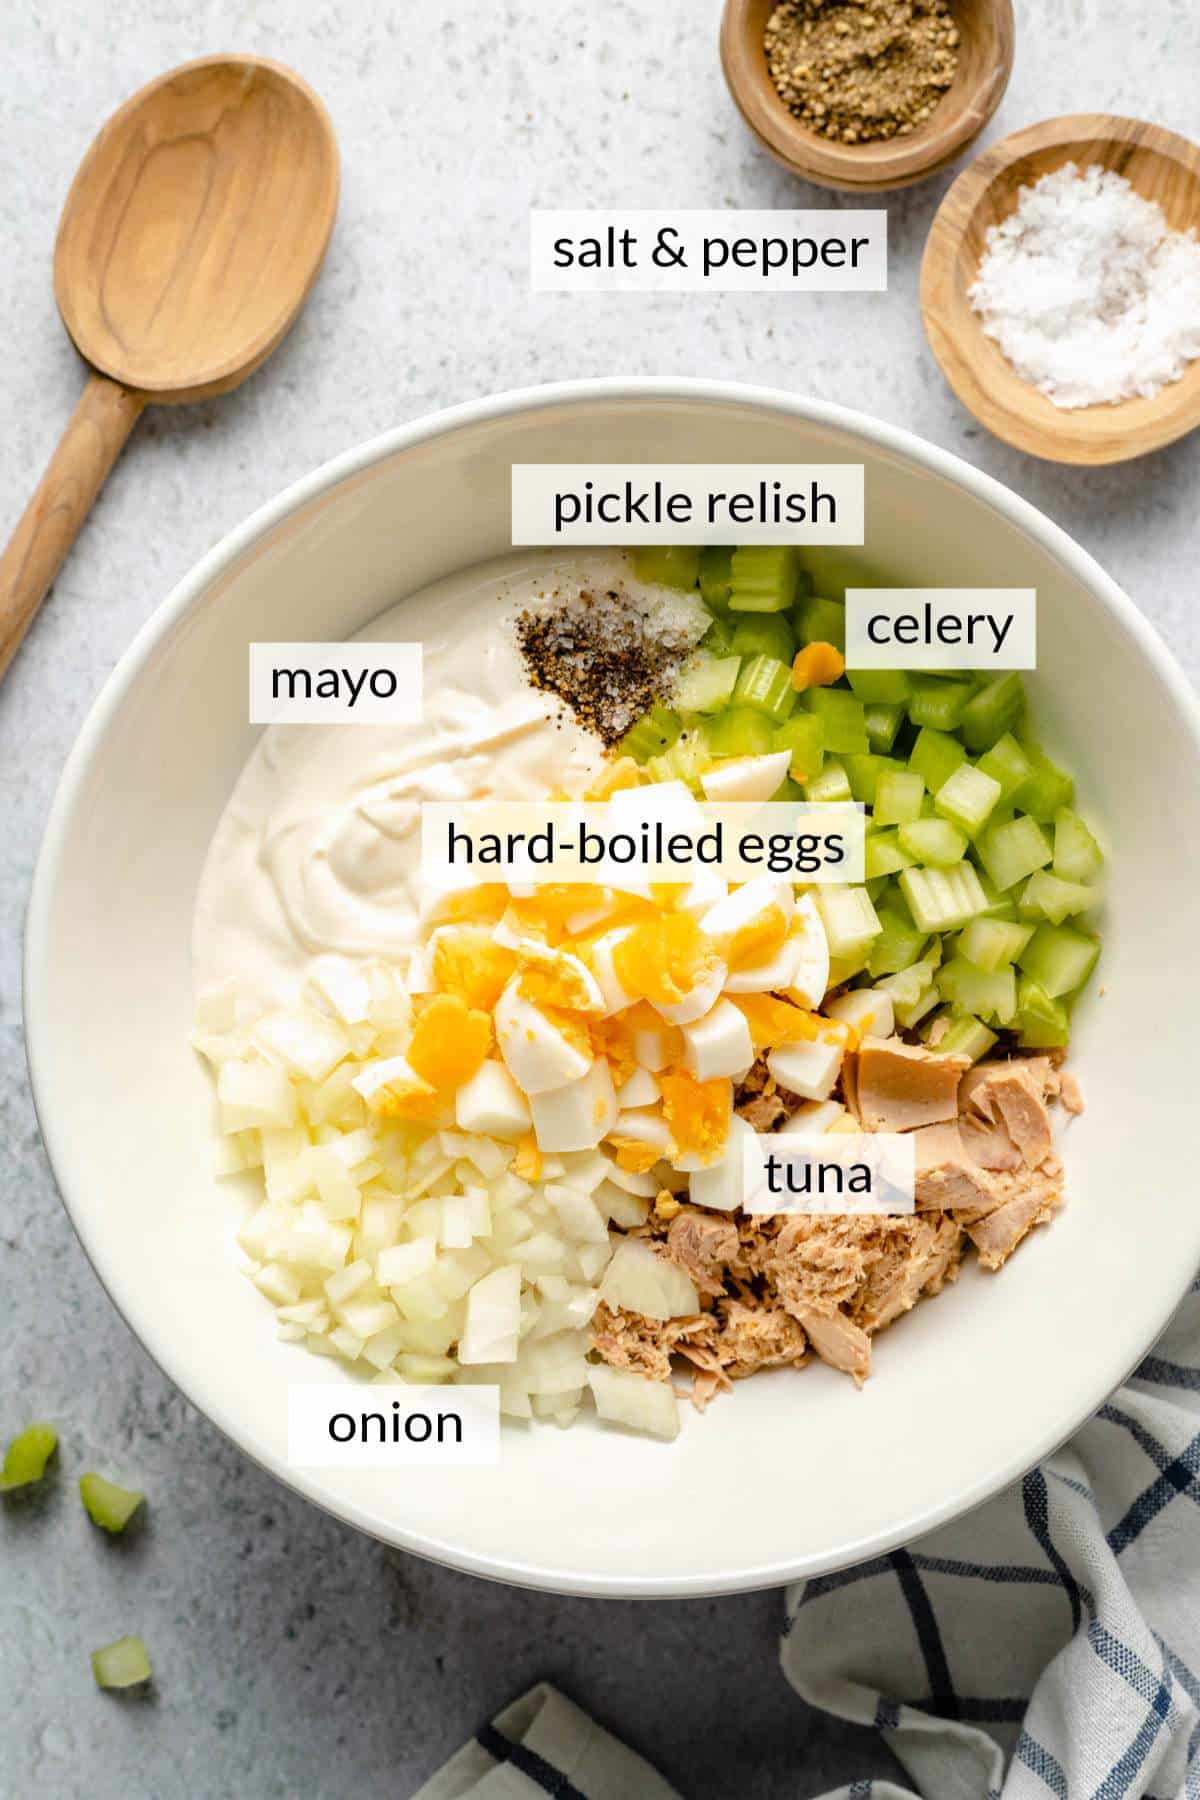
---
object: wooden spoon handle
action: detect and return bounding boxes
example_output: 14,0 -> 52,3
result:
0,373 -> 144,681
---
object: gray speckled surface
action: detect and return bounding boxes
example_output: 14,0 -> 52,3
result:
2,3 -> 1198,1796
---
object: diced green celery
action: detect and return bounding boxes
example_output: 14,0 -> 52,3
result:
909,726 -> 966,793
804,758 -> 852,803
1019,871 -> 1101,925
876,955 -> 938,1009
733,654 -> 796,721
645,733 -> 709,791
730,615 -> 794,663
1053,807 -> 1103,883
0,1423 -> 58,1492
772,777 -> 806,802
826,950 -> 871,987
815,885 -> 882,958
845,753 -> 902,805
729,546 -> 800,613
630,547 -> 699,591
80,1472 -> 144,1534
846,668 -> 912,704
907,676 -> 974,731
934,762 -> 1003,835
674,651 -> 741,714
803,687 -> 868,754
936,957 -> 1017,1025
977,814 -> 1053,891
618,704 -> 681,763
959,673 -> 1025,752
1015,976 -> 1070,1049
977,732 -> 1033,799
974,868 -> 1018,920
1018,923 -> 1099,998
700,613 -> 736,655
895,983 -> 940,1029
1017,741 -> 1074,821
899,863 -> 988,933
91,1636 -> 152,1690
793,593 -> 845,649
898,818 -> 968,867
867,907 -> 928,978
699,546 -> 734,612
705,707 -> 775,758
773,713 -> 825,783
929,1012 -> 998,1062
864,702 -> 905,753
874,770 -> 925,827
864,829 -> 916,880
960,916 -> 1034,970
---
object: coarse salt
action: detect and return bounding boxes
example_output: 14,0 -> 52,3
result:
969,162 -> 1200,410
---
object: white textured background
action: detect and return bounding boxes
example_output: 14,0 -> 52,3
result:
2,3 -> 1197,1795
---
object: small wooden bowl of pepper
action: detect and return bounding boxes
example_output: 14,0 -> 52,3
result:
720,0 -> 1015,194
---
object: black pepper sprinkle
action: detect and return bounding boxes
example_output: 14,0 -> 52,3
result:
515,586 -> 693,747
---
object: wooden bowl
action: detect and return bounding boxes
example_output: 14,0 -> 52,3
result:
719,0 -> 1014,194
921,115 -> 1200,464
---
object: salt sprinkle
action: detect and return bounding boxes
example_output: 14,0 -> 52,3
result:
969,162 -> 1200,410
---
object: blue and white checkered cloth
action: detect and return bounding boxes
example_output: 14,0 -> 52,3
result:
419,1280 -> 1200,1800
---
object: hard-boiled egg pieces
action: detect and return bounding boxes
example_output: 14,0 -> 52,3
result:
766,1031 -> 843,1102
728,992 -> 819,1053
577,928 -> 637,1017
782,894 -> 831,1011
529,1060 -> 618,1153
688,1115 -> 763,1212
429,925 -> 517,1012
699,877 -> 793,975
614,1066 -> 660,1109
453,1059 -> 532,1139
351,1054 -> 444,1122
407,993 -> 492,1090
824,985 -> 895,1040
700,750 -> 792,803
516,941 -> 604,1014
680,998 -> 755,1082
612,912 -> 727,1026
780,1098 -> 848,1135
660,1068 -> 732,1170
604,1107 -> 674,1173
494,978 -> 593,1095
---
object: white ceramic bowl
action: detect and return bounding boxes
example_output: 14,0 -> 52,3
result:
26,380 -> 1200,1598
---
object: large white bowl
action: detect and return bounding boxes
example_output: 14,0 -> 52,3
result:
26,380 -> 1200,1598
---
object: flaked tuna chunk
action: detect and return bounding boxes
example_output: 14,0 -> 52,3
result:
714,1298 -> 807,1379
963,1175 -> 1060,1269
666,1207 -> 739,1298
959,1110 -> 1023,1172
589,1303 -> 717,1384
852,1215 -> 963,1334
796,1308 -> 871,1384
912,1120 -> 996,1211
959,1059 -> 1054,1168
1060,1071 -> 1085,1116
755,1215 -> 881,1315
854,1038 -> 969,1133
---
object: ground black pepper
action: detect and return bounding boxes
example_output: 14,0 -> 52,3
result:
515,586 -> 691,747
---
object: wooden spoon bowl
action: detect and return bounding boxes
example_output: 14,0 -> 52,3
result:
921,114 -> 1200,464
720,0 -> 1014,194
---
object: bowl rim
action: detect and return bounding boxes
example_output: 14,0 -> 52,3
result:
24,375 -> 1200,1597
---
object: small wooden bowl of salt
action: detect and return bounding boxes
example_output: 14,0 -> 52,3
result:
921,115 -> 1200,464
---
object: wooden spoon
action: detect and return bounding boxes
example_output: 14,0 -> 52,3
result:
0,54 -> 339,680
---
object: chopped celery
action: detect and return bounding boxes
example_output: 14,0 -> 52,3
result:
826,949 -> 871,987
868,908 -> 928,978
936,957 -> 1017,1025
705,706 -> 775,758
804,758 -> 852,803
699,546 -> 734,612
895,983 -> 940,1029
617,704 -> 681,763
1018,923 -> 1099,997
960,916 -> 1034,970
898,817 -> 968,866
773,712 -> 825,783
959,673 -> 1025,752
730,615 -> 794,663
630,546 -> 699,591
864,702 -> 905,753
907,676 -> 974,731
674,651 -> 741,714
803,687 -> 868,754
977,814 -> 1053,891
1017,741 -> 1074,821
974,868 -> 1019,920
1019,871 -> 1101,925
91,1636 -> 152,1690
700,613 -> 736,655
1015,976 -> 1070,1049
929,1012 -> 998,1062
864,829 -> 916,880
909,726 -> 966,793
793,593 -> 845,649
80,1472 -> 144,1534
846,668 -> 912,704
899,863 -> 988,933
934,762 -> 1003,836
772,777 -> 806,802
815,885 -> 882,958
977,732 -> 1033,799
0,1422 -> 58,1492
876,954 -> 938,1009
845,753 -> 901,805
728,546 -> 800,613
645,732 -> 710,791
1053,807 -> 1103,883
874,770 -> 925,826
733,654 -> 796,721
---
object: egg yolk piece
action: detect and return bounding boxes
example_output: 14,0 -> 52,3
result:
612,913 -> 720,1007
432,928 -> 517,1012
407,993 -> 492,1089
729,994 -> 819,1051
723,904 -> 789,972
660,1068 -> 732,1164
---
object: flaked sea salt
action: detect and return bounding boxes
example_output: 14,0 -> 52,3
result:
969,162 -> 1200,410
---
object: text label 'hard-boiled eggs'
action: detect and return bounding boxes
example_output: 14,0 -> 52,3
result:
421,797 -> 864,885
531,210 -> 887,291
743,1131 -> 915,1217
844,591 -> 1037,670
250,643 -> 423,724
287,1383 -> 499,1467
512,465 -> 865,544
